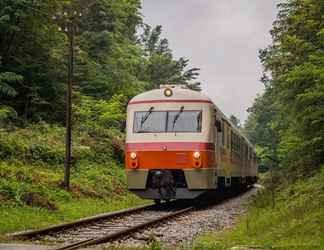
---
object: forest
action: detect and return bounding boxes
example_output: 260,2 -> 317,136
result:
244,0 -> 324,178
0,0 -> 323,249
0,0 -> 200,124
0,0 -> 202,235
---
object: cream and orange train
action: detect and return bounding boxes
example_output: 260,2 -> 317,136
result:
125,85 -> 257,202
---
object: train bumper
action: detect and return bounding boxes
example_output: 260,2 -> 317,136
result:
126,169 -> 149,189
183,168 -> 217,189
126,168 -> 217,199
130,188 -> 206,199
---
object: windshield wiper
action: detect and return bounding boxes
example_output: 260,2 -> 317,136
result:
140,106 -> 154,128
172,106 -> 184,129
196,111 -> 202,131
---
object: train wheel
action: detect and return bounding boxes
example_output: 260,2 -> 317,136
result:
154,199 -> 161,205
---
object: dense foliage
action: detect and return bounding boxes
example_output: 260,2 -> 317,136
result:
0,0 -> 200,125
0,0 -> 200,216
195,169 -> 324,249
245,0 -> 324,176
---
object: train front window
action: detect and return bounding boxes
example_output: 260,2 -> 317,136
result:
167,111 -> 202,132
133,111 -> 167,133
133,110 -> 202,133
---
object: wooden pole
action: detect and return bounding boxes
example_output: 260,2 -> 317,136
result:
64,27 -> 74,190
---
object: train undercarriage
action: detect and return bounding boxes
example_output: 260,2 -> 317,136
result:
128,169 -> 258,202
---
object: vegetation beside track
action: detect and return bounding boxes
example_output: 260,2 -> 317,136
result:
0,123 -> 149,238
191,1 -> 321,249
0,0 -> 199,239
194,170 -> 324,250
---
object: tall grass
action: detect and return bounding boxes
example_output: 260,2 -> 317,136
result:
194,169 -> 324,249
0,124 -> 149,238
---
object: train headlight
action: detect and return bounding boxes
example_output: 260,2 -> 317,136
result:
164,88 -> 173,97
130,152 -> 137,160
193,151 -> 201,159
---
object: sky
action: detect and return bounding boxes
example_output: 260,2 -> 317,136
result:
141,0 -> 281,123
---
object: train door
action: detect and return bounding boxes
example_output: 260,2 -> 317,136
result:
214,111 -> 229,188
221,119 -> 230,177
214,111 -> 222,168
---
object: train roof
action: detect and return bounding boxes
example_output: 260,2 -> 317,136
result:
129,85 -> 254,149
129,85 -> 212,104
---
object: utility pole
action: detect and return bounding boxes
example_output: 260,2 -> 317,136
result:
65,25 -> 74,190
53,8 -> 82,190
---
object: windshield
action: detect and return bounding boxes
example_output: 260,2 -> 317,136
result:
168,110 -> 202,132
134,111 -> 167,133
133,110 -> 202,133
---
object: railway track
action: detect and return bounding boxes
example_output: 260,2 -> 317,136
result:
10,200 -> 196,250
55,206 -> 193,250
10,189 -> 248,250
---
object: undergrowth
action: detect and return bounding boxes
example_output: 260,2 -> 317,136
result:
194,169 -> 324,250
0,123 -> 148,238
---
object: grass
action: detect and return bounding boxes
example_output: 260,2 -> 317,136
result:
0,160 -> 149,238
0,124 -> 150,241
194,169 -> 324,250
0,195 -> 147,236
2,124 -> 323,250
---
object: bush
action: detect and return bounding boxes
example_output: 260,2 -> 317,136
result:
0,120 -> 123,165
194,167 -> 324,249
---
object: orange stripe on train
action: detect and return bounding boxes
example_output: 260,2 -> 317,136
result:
125,142 -> 216,169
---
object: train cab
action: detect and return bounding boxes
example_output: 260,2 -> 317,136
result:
125,85 -> 257,202
125,85 -> 217,200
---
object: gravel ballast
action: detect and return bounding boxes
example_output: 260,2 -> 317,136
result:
107,188 -> 258,248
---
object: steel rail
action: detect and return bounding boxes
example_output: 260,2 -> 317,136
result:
9,203 -> 156,239
54,206 -> 194,250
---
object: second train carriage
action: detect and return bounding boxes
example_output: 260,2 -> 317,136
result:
125,85 -> 257,201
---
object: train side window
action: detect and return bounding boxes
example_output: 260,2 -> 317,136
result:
227,127 -> 230,149
221,121 -> 225,146
235,135 -> 237,152
231,131 -> 234,151
241,139 -> 243,157
235,134 -> 238,152
244,144 -> 246,160
234,134 -> 236,152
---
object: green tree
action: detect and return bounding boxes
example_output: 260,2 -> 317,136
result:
0,0 -> 202,126
0,70 -> 22,121
0,0 -> 65,122
139,25 -> 201,90
74,0 -> 146,99
245,0 -> 324,175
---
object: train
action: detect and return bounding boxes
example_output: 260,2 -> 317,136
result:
125,85 -> 257,203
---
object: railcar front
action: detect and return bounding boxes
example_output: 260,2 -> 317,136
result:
125,86 -> 217,201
